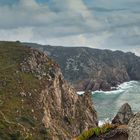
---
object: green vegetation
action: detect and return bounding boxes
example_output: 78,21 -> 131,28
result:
0,41 -> 49,139
76,123 -> 116,140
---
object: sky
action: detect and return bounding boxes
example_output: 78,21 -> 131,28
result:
0,0 -> 140,55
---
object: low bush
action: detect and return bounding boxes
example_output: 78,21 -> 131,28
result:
76,123 -> 116,140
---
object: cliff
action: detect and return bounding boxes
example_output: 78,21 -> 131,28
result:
0,41 -> 97,140
23,43 -> 140,91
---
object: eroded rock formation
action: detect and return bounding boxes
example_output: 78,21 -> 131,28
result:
20,48 -> 98,139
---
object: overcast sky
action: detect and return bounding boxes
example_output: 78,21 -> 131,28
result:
0,0 -> 140,55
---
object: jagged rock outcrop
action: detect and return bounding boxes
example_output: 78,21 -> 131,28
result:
24,49 -> 98,139
23,43 -> 140,91
112,103 -> 134,125
128,112 -> 140,140
0,41 -> 98,140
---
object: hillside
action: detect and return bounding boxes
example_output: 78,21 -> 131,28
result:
0,41 -> 97,140
23,43 -> 140,91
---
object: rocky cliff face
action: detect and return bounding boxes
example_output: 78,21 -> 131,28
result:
23,43 -> 140,91
0,42 -> 97,140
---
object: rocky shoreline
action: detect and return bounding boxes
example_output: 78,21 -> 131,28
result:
76,102 -> 140,140
23,43 -> 140,92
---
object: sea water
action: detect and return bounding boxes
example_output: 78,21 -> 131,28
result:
78,81 -> 140,125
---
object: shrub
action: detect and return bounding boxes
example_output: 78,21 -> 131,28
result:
76,128 -> 95,140
100,123 -> 116,134
76,127 -> 101,140
76,123 -> 116,140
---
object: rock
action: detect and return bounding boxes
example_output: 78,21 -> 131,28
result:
128,112 -> 140,140
0,42 -> 98,140
23,43 -> 140,91
20,49 -> 51,80
41,69 -> 98,139
20,91 -> 26,97
112,103 -> 134,125
21,48 -> 98,139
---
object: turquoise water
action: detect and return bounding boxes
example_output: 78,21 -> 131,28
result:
92,81 -> 140,123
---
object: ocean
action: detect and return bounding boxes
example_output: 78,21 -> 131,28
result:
78,81 -> 140,125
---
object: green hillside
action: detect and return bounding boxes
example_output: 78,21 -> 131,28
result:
0,42 -> 48,140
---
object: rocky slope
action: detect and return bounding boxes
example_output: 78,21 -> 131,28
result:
23,43 -> 140,91
0,41 -> 97,140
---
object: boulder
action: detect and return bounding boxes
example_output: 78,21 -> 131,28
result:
112,103 -> 134,125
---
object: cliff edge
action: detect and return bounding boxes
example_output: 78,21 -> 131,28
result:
0,41 -> 97,140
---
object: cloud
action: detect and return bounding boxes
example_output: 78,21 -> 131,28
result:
130,47 -> 140,56
0,0 -> 55,29
42,31 -> 112,49
0,0 -> 101,32
0,0 -> 99,40
0,0 -> 139,55
0,0 -> 102,36
0,27 -> 34,41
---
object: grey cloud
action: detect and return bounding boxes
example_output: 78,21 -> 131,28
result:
0,0 -> 139,55
88,7 -> 127,12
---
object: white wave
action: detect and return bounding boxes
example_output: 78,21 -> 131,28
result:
93,81 -> 139,95
77,81 -> 139,95
117,81 -> 139,90
98,118 -> 111,126
93,81 -> 140,124
77,91 -> 84,95
93,88 -> 124,95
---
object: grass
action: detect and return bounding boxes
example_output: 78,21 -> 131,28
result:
0,41 -> 49,139
76,123 -> 116,140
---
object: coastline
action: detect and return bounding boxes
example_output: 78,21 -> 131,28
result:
77,81 -> 140,126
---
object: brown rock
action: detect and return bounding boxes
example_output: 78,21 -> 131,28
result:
22,49 -> 98,140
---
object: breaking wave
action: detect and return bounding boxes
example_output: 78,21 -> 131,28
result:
92,81 -> 140,121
